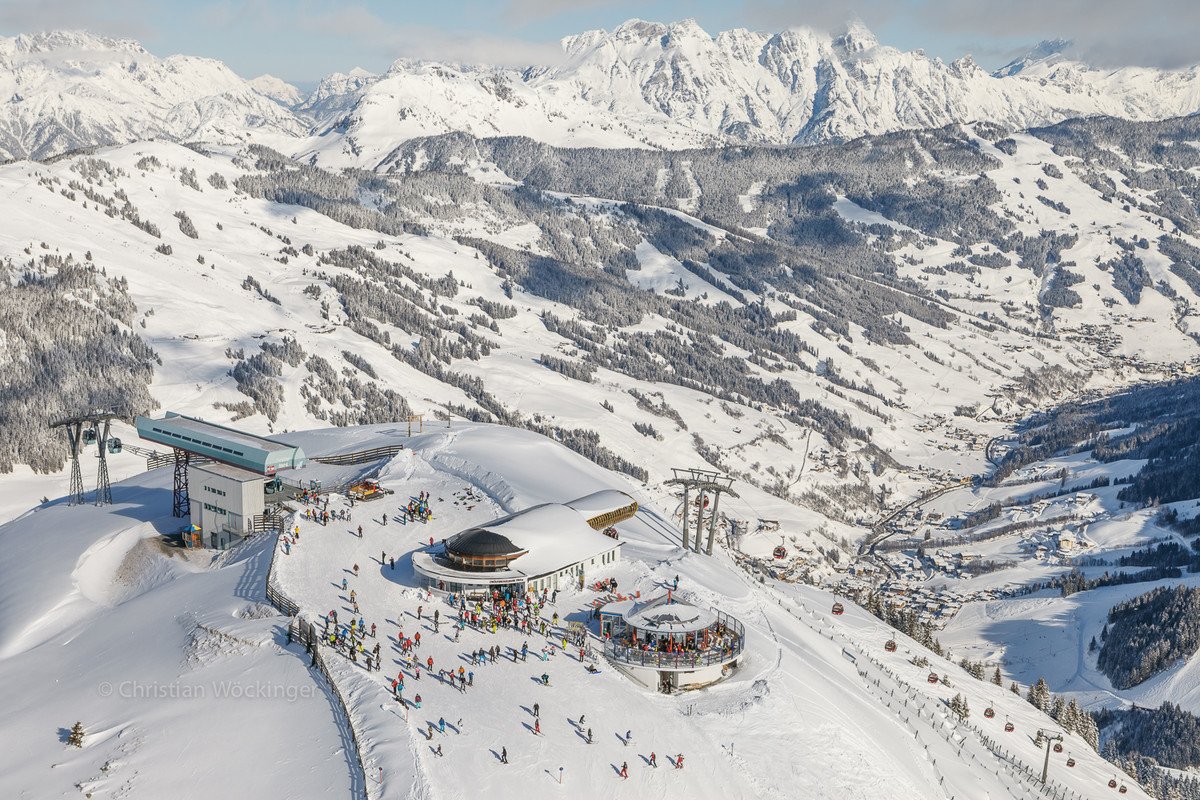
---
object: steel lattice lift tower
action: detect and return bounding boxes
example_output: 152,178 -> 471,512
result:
665,467 -> 739,555
49,410 -> 123,506
173,449 -> 191,518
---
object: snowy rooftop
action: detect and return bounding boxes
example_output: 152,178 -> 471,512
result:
418,498 -> 624,582
563,489 -> 638,525
625,602 -> 717,634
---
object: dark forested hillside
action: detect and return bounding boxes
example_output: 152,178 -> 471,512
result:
1097,586 -> 1200,689
0,255 -> 158,473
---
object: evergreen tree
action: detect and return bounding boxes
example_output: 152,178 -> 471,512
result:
67,721 -> 84,748
991,666 -> 1002,686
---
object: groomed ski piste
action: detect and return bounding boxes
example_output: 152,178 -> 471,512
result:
0,421 -> 1152,799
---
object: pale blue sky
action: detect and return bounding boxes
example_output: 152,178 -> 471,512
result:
0,0 -> 1194,85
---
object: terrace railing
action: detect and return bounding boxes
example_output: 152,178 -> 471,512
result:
603,611 -> 745,670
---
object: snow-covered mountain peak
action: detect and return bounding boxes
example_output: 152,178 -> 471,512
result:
994,39 -> 1074,77
832,19 -> 879,53
250,74 -> 303,107
1,29 -> 147,59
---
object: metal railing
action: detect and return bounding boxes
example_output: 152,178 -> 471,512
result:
604,612 -> 746,670
264,514 -> 365,797
312,444 -> 404,466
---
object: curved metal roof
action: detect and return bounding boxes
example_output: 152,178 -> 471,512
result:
446,528 -> 527,558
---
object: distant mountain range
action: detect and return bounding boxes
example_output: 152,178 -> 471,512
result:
1,21 -> 1199,164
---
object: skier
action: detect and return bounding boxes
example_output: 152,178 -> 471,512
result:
620,761 -> 628,779
342,578 -> 348,591
389,557 -> 395,571
414,694 -> 422,709
585,727 -> 593,743
675,753 -> 684,769
434,744 -> 443,757
500,747 -> 508,764
417,605 -> 423,620
625,729 -> 632,745
533,703 -> 539,718
353,563 -> 360,576
579,714 -> 586,725
533,718 -> 541,735
649,752 -> 657,768
381,550 -> 386,565
439,717 -> 446,734
357,525 -> 363,537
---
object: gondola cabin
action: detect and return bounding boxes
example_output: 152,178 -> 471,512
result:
831,602 -> 844,615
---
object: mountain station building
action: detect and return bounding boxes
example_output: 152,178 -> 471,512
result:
412,490 -> 637,596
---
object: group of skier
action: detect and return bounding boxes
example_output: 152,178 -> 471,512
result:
298,483 -> 692,780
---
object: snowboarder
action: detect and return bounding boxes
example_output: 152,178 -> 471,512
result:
541,673 -> 550,686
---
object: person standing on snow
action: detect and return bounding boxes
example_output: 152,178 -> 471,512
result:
619,762 -> 628,779
439,717 -> 446,734
675,753 -> 684,769
533,703 -> 539,718
500,747 -> 508,764
649,752 -> 657,767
